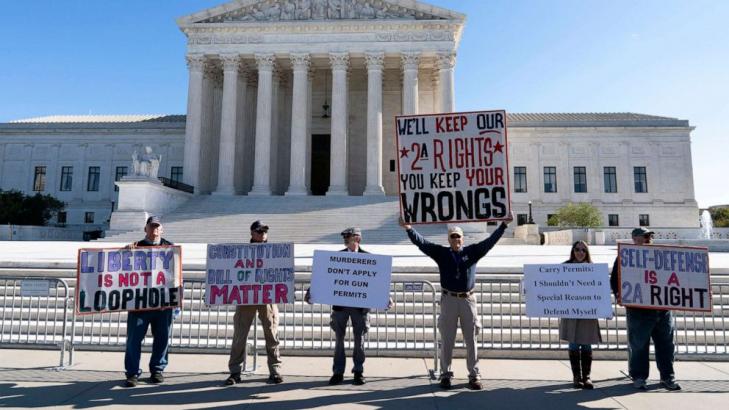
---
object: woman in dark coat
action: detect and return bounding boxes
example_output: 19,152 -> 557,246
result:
559,240 -> 601,389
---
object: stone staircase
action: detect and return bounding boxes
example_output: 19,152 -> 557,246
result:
102,195 -> 522,245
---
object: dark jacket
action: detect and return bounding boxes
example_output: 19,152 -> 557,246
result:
406,223 -> 507,292
610,256 -> 619,297
136,237 -> 174,247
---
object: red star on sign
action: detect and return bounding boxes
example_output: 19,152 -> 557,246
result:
493,141 -> 504,153
399,147 -> 410,158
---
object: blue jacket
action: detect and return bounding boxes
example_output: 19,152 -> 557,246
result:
406,224 -> 507,292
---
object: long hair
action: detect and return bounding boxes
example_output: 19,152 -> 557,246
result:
567,240 -> 592,263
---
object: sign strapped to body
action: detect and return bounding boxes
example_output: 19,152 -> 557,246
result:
206,243 -> 295,306
523,264 -> 613,319
76,246 -> 182,315
396,110 -> 511,224
310,250 -> 393,310
617,244 -> 711,312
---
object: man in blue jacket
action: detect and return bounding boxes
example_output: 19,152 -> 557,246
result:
399,215 -> 512,390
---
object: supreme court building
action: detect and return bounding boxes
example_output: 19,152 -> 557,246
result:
0,0 -> 700,231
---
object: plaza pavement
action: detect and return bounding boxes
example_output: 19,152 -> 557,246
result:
1,349 -> 728,409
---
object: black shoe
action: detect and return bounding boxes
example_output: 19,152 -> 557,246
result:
353,372 -> 366,385
268,374 -> 284,384
224,373 -> 242,386
660,379 -> 682,391
439,377 -> 452,389
150,372 -> 164,384
329,373 -> 344,385
125,375 -> 138,388
468,378 -> 483,390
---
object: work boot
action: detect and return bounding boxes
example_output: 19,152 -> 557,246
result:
224,373 -> 242,386
268,374 -> 284,384
439,376 -> 452,389
150,372 -> 164,384
568,350 -> 583,388
353,372 -> 366,385
125,375 -> 138,388
580,350 -> 594,389
468,377 -> 483,390
329,373 -> 344,385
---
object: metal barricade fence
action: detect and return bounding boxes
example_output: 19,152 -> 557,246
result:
0,277 -> 72,367
471,276 -> 729,356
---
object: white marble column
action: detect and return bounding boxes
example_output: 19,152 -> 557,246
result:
437,51 -> 456,112
431,70 -> 441,114
286,53 -> 311,196
327,52 -> 350,195
214,54 -> 241,195
182,54 -> 205,192
249,53 -> 276,196
364,52 -> 385,196
401,51 -> 420,115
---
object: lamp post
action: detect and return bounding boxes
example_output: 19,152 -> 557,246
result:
528,201 -> 534,224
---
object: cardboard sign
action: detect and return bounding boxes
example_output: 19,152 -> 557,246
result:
310,250 -> 392,310
524,263 -> 613,319
206,243 -> 295,305
396,110 -> 511,224
617,244 -> 711,312
76,246 -> 182,315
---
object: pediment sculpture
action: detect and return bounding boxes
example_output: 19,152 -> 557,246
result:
198,0 -> 446,23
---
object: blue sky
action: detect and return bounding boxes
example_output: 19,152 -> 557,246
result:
1,1 -> 727,208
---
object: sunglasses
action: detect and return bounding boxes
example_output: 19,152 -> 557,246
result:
449,234 -> 462,239
254,229 -> 268,234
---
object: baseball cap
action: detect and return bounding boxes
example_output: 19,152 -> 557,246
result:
146,216 -> 161,226
447,226 -> 464,237
250,220 -> 269,232
341,227 -> 362,236
631,227 -> 655,237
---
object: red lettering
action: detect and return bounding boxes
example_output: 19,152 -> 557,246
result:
667,272 -> 681,286
129,272 -> 139,287
262,284 -> 273,304
155,271 -> 166,285
433,139 -> 445,172
104,274 -> 113,288
256,259 -> 264,268
210,285 -> 228,304
140,271 -> 152,286
234,259 -> 244,268
241,285 -> 250,304
275,284 -> 289,303
251,284 -> 261,304
118,273 -> 129,287
228,285 -> 241,304
436,117 -> 445,133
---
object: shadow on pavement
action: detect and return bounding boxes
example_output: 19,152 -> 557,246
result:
0,369 -> 728,409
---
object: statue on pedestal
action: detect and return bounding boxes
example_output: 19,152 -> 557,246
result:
131,146 -> 162,179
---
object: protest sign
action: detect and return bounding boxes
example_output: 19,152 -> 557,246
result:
310,250 -> 392,310
206,243 -> 295,306
617,244 -> 711,312
523,263 -> 613,319
396,110 -> 511,224
76,246 -> 182,315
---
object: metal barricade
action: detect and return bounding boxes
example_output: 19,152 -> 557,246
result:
0,277 -> 72,367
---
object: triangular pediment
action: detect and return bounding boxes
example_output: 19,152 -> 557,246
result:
178,0 -> 464,25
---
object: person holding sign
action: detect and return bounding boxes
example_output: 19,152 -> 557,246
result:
305,227 -> 393,386
124,216 -> 175,388
224,220 -> 284,386
610,227 -> 681,391
399,214 -> 512,390
559,241 -> 601,389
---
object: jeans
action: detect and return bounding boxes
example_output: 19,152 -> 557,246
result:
330,308 -> 369,374
125,309 -> 174,378
626,308 -> 675,381
568,343 -> 592,352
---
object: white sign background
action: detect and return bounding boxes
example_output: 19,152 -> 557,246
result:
310,250 -> 392,310
617,243 -> 711,312
396,110 -> 511,224
523,263 -> 613,319
206,243 -> 295,306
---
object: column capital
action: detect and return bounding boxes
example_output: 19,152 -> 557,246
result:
401,51 -> 421,71
365,51 -> 385,71
186,54 -> 206,72
290,53 -> 311,71
254,53 -> 277,71
220,53 -> 242,72
329,52 -> 350,71
436,51 -> 457,70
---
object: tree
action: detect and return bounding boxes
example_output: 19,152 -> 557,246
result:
709,206 -> 729,228
0,190 -> 65,226
547,202 -> 603,228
